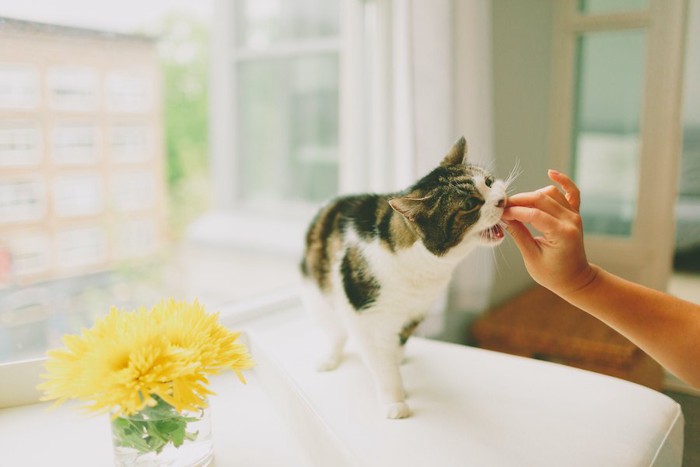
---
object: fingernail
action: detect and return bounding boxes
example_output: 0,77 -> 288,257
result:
548,169 -> 560,176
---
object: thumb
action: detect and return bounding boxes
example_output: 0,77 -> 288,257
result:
505,220 -> 540,259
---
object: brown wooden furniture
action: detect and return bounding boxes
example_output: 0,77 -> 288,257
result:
471,285 -> 663,390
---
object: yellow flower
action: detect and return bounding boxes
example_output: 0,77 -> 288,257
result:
38,299 -> 255,417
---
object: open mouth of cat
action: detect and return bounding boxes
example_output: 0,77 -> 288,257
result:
480,223 -> 505,242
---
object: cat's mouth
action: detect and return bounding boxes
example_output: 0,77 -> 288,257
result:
480,223 -> 505,242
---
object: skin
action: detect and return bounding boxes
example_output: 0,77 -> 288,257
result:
503,170 -> 700,389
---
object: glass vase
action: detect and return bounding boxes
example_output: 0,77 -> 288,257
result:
110,397 -> 214,467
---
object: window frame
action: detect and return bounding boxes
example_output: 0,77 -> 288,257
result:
201,0 -> 412,252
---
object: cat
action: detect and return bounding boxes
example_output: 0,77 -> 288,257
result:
299,137 -> 509,419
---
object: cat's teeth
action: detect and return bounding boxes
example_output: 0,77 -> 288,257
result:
480,224 -> 504,241
491,224 -> 504,239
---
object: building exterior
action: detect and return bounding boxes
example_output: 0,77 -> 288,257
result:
0,17 -> 165,287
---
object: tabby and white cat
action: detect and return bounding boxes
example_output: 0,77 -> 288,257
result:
300,137 -> 508,419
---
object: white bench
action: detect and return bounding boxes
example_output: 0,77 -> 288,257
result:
251,316 -> 684,467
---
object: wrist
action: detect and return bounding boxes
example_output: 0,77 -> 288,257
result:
560,263 -> 600,303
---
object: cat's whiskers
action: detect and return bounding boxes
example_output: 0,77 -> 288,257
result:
504,160 -> 523,195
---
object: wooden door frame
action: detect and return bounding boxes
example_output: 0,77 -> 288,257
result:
548,0 -> 689,290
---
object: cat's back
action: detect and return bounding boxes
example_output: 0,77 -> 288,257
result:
300,193 -> 402,285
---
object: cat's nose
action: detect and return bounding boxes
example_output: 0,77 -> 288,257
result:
497,197 -> 506,208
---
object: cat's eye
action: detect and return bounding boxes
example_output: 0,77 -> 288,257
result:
485,177 -> 494,188
462,198 -> 482,213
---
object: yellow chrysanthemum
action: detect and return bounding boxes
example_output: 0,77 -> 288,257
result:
38,299 -> 255,417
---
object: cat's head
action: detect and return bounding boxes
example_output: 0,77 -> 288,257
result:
389,137 -> 508,258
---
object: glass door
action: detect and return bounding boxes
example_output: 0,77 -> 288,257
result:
549,0 -> 689,289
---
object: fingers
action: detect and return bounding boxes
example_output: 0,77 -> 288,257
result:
506,171 -> 581,216
548,170 -> 581,211
505,189 -> 572,220
503,206 -> 561,235
538,185 -> 569,209
504,219 -> 540,258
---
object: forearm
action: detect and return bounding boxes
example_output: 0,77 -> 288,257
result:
561,265 -> 700,389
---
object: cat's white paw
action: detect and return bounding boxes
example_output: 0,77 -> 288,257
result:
316,356 -> 341,372
385,402 -> 412,419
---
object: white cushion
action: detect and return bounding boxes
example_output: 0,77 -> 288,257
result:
251,318 -> 684,467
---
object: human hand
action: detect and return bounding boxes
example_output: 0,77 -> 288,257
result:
502,170 -> 598,298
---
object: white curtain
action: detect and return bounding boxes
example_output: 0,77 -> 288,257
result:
397,0 -> 497,340
341,0 -> 496,341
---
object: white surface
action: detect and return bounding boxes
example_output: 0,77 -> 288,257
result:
0,371 -> 312,467
253,317 -> 685,467
0,311 -> 685,467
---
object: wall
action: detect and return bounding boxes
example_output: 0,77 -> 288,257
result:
487,0 -> 555,307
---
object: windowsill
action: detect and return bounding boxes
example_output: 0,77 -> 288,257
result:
186,209 -> 314,256
0,307 -> 312,466
0,370 -> 312,466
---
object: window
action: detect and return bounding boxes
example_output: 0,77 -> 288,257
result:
0,178 -> 45,223
0,65 -> 38,109
0,123 -> 42,167
0,231 -> 51,277
52,124 -> 100,165
191,0 -> 346,308
0,13 -> 171,371
47,66 -> 98,111
52,174 -> 104,217
231,0 -> 341,210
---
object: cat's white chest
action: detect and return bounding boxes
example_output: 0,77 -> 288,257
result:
363,240 -> 457,315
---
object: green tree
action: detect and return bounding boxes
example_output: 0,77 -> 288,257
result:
152,12 -> 211,236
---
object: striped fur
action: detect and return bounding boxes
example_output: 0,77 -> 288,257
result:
300,137 -> 508,419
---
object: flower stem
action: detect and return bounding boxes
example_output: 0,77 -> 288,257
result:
111,396 -> 200,455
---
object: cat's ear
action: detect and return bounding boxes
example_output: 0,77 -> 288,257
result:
440,136 -> 468,167
389,195 -> 430,222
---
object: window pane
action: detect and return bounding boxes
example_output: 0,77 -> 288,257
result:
237,53 -> 339,207
52,124 -> 100,165
0,65 -> 38,109
572,30 -> 647,236
234,0 -> 340,48
48,67 -> 98,111
0,10 -> 205,365
0,123 -> 42,167
578,0 -> 649,14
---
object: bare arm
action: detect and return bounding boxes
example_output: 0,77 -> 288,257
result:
503,170 -> 700,389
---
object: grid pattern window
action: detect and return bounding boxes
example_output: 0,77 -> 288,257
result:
55,226 -> 108,270
1,232 -> 51,277
0,65 -> 39,109
110,170 -> 156,211
47,67 -> 98,111
0,178 -> 45,223
106,71 -> 152,113
109,124 -> 151,163
52,174 -> 104,218
52,124 -> 101,165
233,0 -> 341,209
0,123 -> 42,167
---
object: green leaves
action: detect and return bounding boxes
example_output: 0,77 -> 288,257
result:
111,397 -> 200,455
